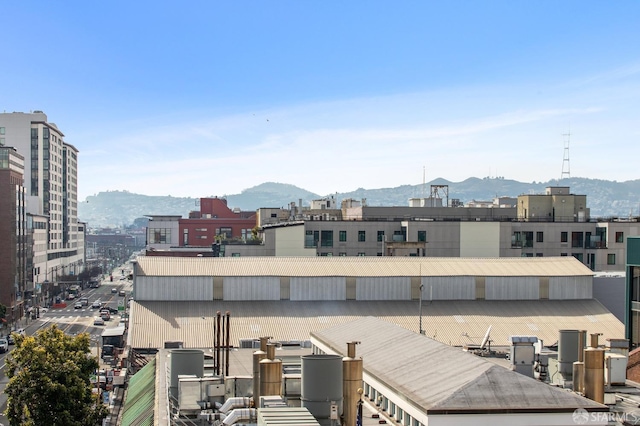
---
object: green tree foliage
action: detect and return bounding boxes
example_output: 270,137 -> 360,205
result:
4,325 -> 108,426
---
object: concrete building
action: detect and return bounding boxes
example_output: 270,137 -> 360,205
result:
121,256 -> 625,425
128,256 -> 623,350
0,147 -> 27,326
0,112 -> 84,314
625,236 -> 640,349
312,317 -> 607,426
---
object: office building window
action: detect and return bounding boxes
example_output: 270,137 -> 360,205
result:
358,231 -> 366,242
418,231 -> 426,242
305,230 -> 319,248
535,253 -> 543,257
512,232 -> 522,248
616,232 -> 624,243
0,127 -> 4,134
339,252 -> 347,256
358,252 -> 366,256
572,253 -> 584,262
377,230 -> 385,242
571,232 -> 583,248
339,230 -> 347,242
561,253 -> 568,256
607,253 -> 616,265
524,232 -> 534,248
561,232 -> 568,243
536,232 -> 543,243
321,230 -> 333,247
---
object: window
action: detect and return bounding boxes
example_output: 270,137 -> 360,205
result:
358,231 -> 366,242
561,232 -> 568,243
218,227 -> 232,238
377,231 -> 384,242
511,232 -> 522,248
616,232 -> 624,243
231,253 -> 241,257
418,231 -> 426,242
571,232 -> 584,248
608,253 -> 616,265
535,253 -> 543,257
149,228 -> 171,244
0,127 -> 4,135
0,138 -> 5,146
358,252 -> 366,256
339,230 -> 347,242
377,252 -> 383,256
321,230 -> 333,247
523,231 -> 534,248
305,230 -> 319,248
536,232 -> 543,243
572,253 -> 584,262
339,252 -> 347,256
561,253 -> 568,256
270,213 -> 277,218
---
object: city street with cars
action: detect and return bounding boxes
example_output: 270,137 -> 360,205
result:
0,268 -> 133,425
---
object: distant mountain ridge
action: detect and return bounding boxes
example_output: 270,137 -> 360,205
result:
78,177 -> 640,228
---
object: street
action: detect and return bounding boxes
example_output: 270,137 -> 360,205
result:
0,274 -> 132,425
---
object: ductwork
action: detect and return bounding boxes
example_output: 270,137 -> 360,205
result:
218,397 -> 251,414
222,408 -> 256,425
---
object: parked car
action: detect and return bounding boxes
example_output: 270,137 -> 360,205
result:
0,338 -> 8,353
7,334 -> 14,345
93,317 -> 105,326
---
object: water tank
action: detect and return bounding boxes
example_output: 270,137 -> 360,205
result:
301,354 -> 343,419
558,330 -> 583,378
170,349 -> 204,400
584,347 -> 605,403
260,343 -> 282,398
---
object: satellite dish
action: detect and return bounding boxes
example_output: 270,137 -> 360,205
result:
480,325 -> 492,350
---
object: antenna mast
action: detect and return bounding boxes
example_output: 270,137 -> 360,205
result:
560,131 -> 571,180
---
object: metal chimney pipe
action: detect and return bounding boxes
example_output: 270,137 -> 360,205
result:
253,337 -> 272,405
578,330 -> 586,362
343,342 -> 363,426
225,311 -> 231,376
216,311 -> 221,375
590,333 -> 601,348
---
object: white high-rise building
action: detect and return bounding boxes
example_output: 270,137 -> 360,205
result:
0,111 -> 84,307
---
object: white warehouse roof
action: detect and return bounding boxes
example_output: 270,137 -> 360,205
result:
135,255 -> 594,278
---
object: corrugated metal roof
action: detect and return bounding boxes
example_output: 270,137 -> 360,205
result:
135,256 -> 594,278
128,299 -> 623,350
311,317 -> 605,413
121,358 -> 156,426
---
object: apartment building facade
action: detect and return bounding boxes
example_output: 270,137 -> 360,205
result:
0,147 -> 28,324
0,112 -> 84,314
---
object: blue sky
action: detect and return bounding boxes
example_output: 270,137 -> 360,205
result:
2,1 -> 639,200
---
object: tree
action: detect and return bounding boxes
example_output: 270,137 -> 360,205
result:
4,325 -> 108,426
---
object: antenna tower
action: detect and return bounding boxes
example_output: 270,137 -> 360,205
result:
560,132 -> 571,180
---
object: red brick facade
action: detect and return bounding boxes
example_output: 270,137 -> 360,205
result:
179,198 -> 256,247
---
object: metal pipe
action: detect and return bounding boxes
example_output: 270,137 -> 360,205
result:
225,311 -> 231,377
216,311 -> 221,375
578,330 -> 586,362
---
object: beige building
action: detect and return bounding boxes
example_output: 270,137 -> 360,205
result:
0,112 -> 84,311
